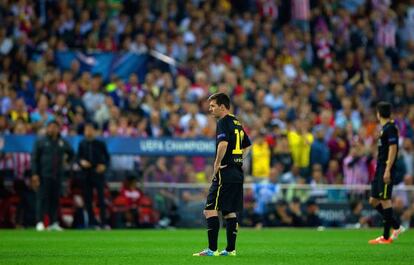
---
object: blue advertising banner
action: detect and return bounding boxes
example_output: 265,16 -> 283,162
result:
0,135 -> 216,156
55,52 -> 148,82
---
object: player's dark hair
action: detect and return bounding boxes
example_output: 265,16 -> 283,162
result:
208,93 -> 230,109
377,101 -> 392,118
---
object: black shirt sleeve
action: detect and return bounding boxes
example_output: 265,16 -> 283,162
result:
387,125 -> 398,145
242,129 -> 251,148
216,119 -> 229,143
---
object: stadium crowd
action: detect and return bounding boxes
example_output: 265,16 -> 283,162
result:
1,0 -> 414,228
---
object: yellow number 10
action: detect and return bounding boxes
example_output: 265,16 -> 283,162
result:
232,129 -> 244,155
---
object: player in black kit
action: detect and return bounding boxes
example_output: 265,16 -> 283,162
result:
193,93 -> 251,256
368,102 -> 405,244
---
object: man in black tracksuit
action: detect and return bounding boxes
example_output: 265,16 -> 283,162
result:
77,122 -> 110,228
31,121 -> 74,231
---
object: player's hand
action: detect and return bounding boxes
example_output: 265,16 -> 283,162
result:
80,159 -> 92,168
96,164 -> 106,174
210,174 -> 217,182
383,170 -> 391,184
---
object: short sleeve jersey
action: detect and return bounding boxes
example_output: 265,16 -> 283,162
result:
377,120 -> 399,169
216,114 -> 251,170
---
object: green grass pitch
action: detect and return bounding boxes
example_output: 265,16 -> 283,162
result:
0,228 -> 412,265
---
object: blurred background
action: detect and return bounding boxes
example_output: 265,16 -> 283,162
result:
0,0 -> 414,230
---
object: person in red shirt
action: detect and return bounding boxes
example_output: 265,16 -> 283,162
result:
119,175 -> 143,228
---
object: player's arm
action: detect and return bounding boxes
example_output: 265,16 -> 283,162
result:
213,141 -> 228,177
384,144 -> 397,173
383,144 -> 397,184
242,145 -> 251,160
384,127 -> 398,184
241,128 -> 252,161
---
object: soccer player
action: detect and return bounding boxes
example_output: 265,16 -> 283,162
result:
368,102 -> 405,244
193,93 -> 251,256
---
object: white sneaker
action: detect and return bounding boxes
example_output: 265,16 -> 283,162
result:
48,222 -> 64,231
36,222 -> 45,231
391,225 -> 406,240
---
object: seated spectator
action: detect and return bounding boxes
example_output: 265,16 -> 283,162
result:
288,197 -> 305,227
394,175 -> 414,208
304,199 -> 323,227
253,170 -> 280,217
241,188 -> 263,228
118,175 -> 143,228
345,200 -> 370,228
264,199 -> 293,227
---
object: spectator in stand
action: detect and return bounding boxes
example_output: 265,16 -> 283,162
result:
253,168 -> 281,219
287,119 -> 314,179
271,133 -> 293,172
82,74 -> 105,117
325,159 -> 343,184
251,130 -> 271,179
313,109 -> 334,142
119,175 -> 143,228
30,95 -> 54,132
241,187 -> 263,228
400,138 -> 414,177
288,197 -> 305,227
265,199 -> 293,227
309,164 -> 327,201
304,199 -> 323,227
345,200 -> 370,228
343,140 -> 370,185
9,98 -> 29,123
310,128 -> 330,171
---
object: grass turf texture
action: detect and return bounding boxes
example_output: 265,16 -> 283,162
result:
0,229 -> 412,265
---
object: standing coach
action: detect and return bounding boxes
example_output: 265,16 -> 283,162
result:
32,121 -> 74,231
77,122 -> 110,228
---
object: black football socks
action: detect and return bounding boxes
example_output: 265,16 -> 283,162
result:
225,217 -> 238,252
207,216 -> 219,251
383,207 -> 400,239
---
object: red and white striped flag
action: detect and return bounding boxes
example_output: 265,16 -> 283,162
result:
291,0 -> 310,21
376,21 -> 396,48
